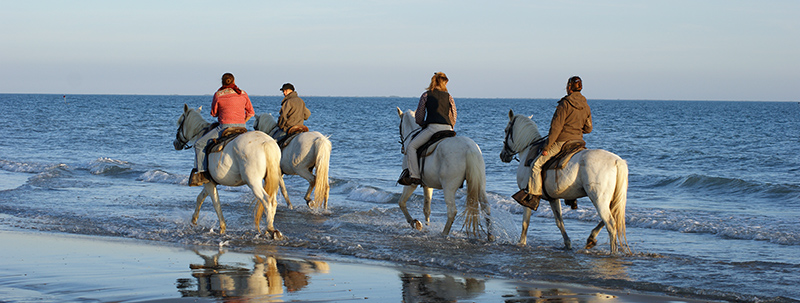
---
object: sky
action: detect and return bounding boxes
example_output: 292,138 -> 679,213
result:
1,1 -> 798,101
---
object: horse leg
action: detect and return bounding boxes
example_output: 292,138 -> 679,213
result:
205,183 -> 226,234
295,168 -> 317,208
441,185 -> 458,236
550,199 -> 571,250
586,221 -> 605,249
245,176 -> 282,240
423,187 -> 433,224
398,185 -> 422,230
191,187 -> 209,226
278,175 -> 292,210
588,193 -> 617,253
519,208 -> 532,246
480,192 -> 494,242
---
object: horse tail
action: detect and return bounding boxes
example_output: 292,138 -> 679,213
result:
253,139 -> 282,229
463,145 -> 487,236
610,158 -> 630,254
263,140 -> 281,205
313,135 -> 332,207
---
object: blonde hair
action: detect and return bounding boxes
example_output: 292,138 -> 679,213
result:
426,72 -> 449,92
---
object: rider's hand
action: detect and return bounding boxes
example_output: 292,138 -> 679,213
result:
542,151 -> 548,156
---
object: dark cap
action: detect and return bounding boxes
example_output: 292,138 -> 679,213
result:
280,83 -> 295,91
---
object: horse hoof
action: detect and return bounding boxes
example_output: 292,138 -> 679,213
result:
306,200 -> 317,209
270,230 -> 284,240
585,238 -> 597,249
487,234 -> 496,242
412,220 -> 423,231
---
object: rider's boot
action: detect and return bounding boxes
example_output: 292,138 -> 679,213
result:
189,168 -> 210,186
397,169 -> 422,186
512,190 -> 540,211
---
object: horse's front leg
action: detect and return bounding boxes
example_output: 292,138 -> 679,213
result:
519,207 -> 532,246
398,185 -> 422,230
550,199 -> 571,249
205,183 -> 226,234
422,187 -> 433,224
191,187 -> 209,226
278,175 -> 292,209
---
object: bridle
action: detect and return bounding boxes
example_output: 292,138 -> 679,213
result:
502,116 -> 547,162
398,118 -> 421,153
174,113 -> 193,150
502,116 -> 519,158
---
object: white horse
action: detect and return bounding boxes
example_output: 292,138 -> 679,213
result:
173,104 -> 284,239
396,108 -> 492,240
499,110 -> 630,253
252,113 -> 332,210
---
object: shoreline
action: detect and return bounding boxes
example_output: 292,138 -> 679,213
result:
0,227 -> 717,302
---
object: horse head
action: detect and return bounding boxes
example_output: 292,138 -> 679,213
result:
253,113 -> 278,134
396,107 -> 421,153
173,104 -> 209,150
500,109 -> 542,163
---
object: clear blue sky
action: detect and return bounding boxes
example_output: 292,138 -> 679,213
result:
2,1 -> 797,101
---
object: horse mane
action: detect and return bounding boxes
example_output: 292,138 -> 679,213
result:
255,113 -> 277,133
511,114 -> 542,151
184,107 -> 211,137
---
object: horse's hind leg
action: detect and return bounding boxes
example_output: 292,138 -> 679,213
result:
441,186 -> 458,236
191,187 -> 209,226
295,168 -> 316,208
586,221 -> 605,249
550,199 -> 571,250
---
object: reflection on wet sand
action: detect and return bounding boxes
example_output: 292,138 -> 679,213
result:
510,287 -> 618,303
401,273 -> 485,302
177,250 -> 329,301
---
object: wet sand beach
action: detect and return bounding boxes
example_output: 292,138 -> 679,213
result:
0,228 -> 716,302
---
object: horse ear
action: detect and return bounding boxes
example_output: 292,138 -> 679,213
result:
508,109 -> 514,119
528,115 -> 533,119
396,107 -> 403,117
184,104 -> 189,112
198,106 -> 202,112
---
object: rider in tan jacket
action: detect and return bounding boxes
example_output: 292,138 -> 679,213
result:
513,76 -> 592,210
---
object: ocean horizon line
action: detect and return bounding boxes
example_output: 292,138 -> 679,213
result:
0,92 -> 795,103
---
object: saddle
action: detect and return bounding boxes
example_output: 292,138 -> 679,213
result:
541,139 -> 586,202
277,125 -> 309,148
414,130 -> 457,185
416,130 -> 456,160
206,127 -> 248,154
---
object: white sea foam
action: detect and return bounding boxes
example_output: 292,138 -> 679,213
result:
346,186 -> 395,203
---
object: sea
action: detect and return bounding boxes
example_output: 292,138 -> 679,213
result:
0,93 -> 798,302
